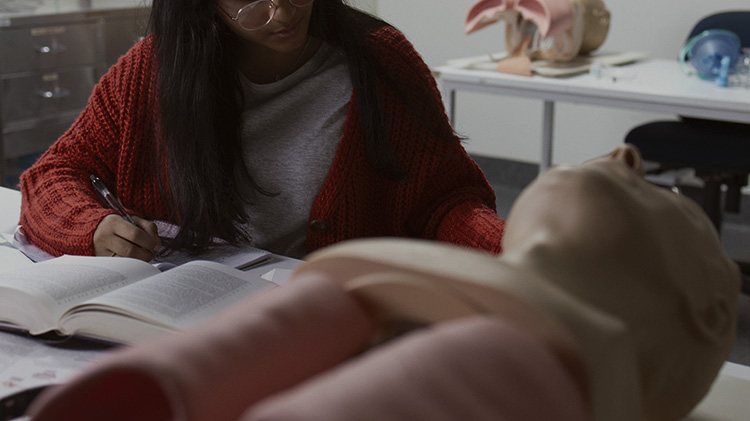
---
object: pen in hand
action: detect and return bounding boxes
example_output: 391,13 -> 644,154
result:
90,174 -> 137,226
90,174 -> 162,260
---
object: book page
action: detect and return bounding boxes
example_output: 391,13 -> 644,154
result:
66,260 -> 276,331
0,241 -> 34,273
153,220 -> 271,270
156,243 -> 271,271
10,227 -> 54,263
0,256 -> 160,334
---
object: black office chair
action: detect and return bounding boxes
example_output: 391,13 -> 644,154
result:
624,11 -> 750,294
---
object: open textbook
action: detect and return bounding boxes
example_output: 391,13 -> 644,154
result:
0,255 -> 277,345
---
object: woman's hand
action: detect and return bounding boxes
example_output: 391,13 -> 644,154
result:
93,214 -> 162,262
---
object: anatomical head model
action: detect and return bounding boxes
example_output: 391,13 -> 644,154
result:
465,0 -> 611,73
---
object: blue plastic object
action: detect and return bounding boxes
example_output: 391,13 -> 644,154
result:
680,29 -> 741,80
715,55 -> 730,87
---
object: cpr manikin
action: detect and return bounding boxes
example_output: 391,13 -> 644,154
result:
465,0 -> 611,74
27,146 -> 740,421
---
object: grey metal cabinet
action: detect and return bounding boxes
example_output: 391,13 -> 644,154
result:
0,1 -> 150,187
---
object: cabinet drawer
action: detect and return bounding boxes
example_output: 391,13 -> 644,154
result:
103,15 -> 149,69
3,117 -> 76,159
1,68 -> 95,122
0,23 -> 98,74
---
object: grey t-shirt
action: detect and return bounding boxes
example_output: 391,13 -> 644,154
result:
239,42 -> 351,258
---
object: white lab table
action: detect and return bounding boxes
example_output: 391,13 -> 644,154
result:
436,58 -> 750,173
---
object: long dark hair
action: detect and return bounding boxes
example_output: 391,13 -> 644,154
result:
149,0 -> 455,253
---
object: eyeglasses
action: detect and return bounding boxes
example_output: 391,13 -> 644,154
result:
219,0 -> 315,31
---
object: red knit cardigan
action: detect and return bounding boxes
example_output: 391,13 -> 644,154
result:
19,27 -> 505,258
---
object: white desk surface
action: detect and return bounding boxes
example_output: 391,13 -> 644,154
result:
0,186 -> 21,235
688,362 -> 750,420
436,58 -> 750,123
436,58 -> 750,172
1,186 -> 749,419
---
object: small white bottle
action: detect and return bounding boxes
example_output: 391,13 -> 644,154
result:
737,48 -> 750,88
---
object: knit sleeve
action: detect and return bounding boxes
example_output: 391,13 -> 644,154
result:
18,37 -> 158,257
368,27 -> 506,254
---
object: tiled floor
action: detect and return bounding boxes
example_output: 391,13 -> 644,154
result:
472,154 -> 750,367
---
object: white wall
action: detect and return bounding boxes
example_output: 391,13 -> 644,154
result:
371,0 -> 749,166
348,0 -> 377,14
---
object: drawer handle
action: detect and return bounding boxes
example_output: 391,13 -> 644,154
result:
36,44 -> 67,54
38,88 -> 71,99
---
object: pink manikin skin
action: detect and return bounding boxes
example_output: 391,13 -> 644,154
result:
465,0 -> 575,38
242,316 -> 589,421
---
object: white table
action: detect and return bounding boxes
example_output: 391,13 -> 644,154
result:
0,186 -> 21,235
435,58 -> 750,173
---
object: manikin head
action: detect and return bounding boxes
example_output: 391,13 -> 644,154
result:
501,145 -> 740,420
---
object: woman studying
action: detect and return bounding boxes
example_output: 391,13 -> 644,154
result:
19,0 -> 506,261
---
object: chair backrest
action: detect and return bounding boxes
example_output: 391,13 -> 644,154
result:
687,11 -> 750,48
